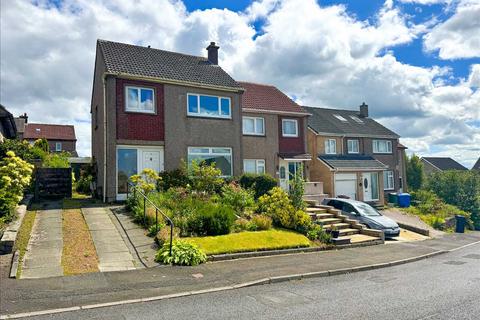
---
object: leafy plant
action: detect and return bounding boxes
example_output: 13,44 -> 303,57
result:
155,226 -> 180,246
250,215 -> 272,231
159,166 -> 190,191
147,222 -> 166,237
130,168 -> 161,194
43,152 -> 70,168
155,240 -> 207,266
188,203 -> 236,236
0,151 -> 34,217
406,154 -> 424,191
289,164 -> 306,210
33,138 -> 49,153
233,218 -> 250,232
220,182 -> 255,215
239,173 -> 277,199
0,139 -> 46,163
188,160 -> 224,194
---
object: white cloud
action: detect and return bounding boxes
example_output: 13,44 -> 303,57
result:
423,0 -> 480,59
0,0 -> 478,167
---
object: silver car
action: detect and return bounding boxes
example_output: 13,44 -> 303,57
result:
322,198 -> 400,238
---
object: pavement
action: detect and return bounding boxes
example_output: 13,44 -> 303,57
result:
1,231 -> 479,318
27,240 -> 480,320
82,207 -> 137,272
21,209 -> 63,279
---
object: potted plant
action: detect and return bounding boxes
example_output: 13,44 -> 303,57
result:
329,225 -> 340,238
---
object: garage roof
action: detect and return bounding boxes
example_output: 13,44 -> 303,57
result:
319,155 -> 387,171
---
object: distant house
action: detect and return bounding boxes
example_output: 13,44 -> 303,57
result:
0,104 -> 17,142
473,158 -> 480,171
305,103 -> 407,204
420,157 -> 468,175
19,117 -> 77,156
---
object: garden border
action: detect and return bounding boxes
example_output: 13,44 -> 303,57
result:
0,195 -> 33,254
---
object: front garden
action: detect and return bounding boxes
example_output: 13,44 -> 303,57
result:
126,161 -> 331,266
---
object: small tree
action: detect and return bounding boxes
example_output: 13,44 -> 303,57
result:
33,138 -> 50,153
406,154 -> 424,191
289,164 -> 306,210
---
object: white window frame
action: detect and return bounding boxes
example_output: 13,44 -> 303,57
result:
125,86 -> 155,114
325,139 -> 336,154
187,147 -> 233,177
242,116 -> 265,135
373,140 -> 392,154
347,139 -> 359,154
384,170 -> 395,190
187,93 -> 232,119
243,159 -> 265,174
55,142 -> 62,152
282,119 -> 298,137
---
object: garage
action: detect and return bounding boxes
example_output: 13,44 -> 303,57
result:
334,173 -> 357,200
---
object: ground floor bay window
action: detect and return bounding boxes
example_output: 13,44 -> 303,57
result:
187,147 -> 232,176
116,146 -> 164,200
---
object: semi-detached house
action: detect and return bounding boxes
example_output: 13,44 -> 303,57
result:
91,40 -> 243,201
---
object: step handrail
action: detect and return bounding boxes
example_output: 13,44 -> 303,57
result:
126,182 -> 173,256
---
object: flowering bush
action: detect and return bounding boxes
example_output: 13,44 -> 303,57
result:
130,168 -> 161,194
0,151 -> 34,217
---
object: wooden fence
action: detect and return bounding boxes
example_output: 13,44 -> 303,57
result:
34,168 -> 72,200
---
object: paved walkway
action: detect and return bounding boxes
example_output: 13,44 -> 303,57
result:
382,208 -> 445,237
21,209 -> 63,279
2,232 -> 479,316
82,207 -> 137,272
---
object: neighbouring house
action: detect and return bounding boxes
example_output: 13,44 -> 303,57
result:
17,114 -> 77,156
239,82 -> 311,190
421,157 -> 468,175
472,157 -> 480,171
304,103 -> 407,204
91,40 -> 244,201
0,104 -> 17,142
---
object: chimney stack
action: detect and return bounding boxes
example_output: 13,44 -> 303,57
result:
20,112 -> 28,123
359,102 -> 368,118
206,42 -> 219,65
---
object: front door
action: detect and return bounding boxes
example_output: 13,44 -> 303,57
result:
362,172 -> 379,201
279,159 -> 302,191
142,151 -> 162,172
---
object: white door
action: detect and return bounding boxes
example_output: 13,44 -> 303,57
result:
279,159 -> 302,191
141,150 -> 163,172
335,173 -> 357,200
362,173 -> 372,201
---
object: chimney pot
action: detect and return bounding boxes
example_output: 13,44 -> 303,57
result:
206,41 -> 219,65
20,112 -> 28,123
359,102 -> 368,118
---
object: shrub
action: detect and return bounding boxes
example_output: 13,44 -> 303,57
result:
239,174 -> 277,199
233,218 -> 250,232
251,215 -> 272,231
147,222 -> 166,237
155,226 -> 180,246
159,168 -> 190,191
0,139 -> 46,163
33,138 -> 49,153
76,174 -> 93,194
43,152 -> 70,168
257,187 -> 312,231
289,164 -> 306,210
188,160 -> 224,194
0,151 -> 34,218
220,182 -> 255,215
155,240 -> 207,266
188,203 -> 236,236
130,168 -> 161,194
305,224 -> 331,243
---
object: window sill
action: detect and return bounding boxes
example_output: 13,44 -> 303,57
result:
187,114 -> 232,120
282,134 -> 299,138
243,133 -> 266,137
125,109 -> 156,115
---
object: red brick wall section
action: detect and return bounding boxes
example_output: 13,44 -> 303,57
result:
116,79 -> 165,141
278,116 -> 305,154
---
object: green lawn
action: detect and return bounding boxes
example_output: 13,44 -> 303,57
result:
185,229 -> 311,255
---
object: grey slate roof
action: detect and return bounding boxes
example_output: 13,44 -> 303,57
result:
304,106 -> 399,138
98,40 -> 242,90
319,155 -> 388,170
473,157 -> 480,170
421,157 -> 468,171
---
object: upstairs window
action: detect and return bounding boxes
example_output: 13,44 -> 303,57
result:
187,94 -> 231,119
243,117 -> 265,135
347,139 -> 359,154
282,119 -> 298,137
325,139 -> 336,154
55,142 -> 62,152
373,140 -> 392,153
125,86 -> 155,113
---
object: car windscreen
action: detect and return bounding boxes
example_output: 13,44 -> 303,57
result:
355,203 -> 381,216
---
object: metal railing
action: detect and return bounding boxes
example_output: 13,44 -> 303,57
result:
126,182 -> 174,256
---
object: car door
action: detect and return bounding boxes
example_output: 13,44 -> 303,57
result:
341,202 -> 360,221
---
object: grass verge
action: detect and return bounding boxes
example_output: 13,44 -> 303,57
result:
62,209 -> 99,275
185,229 -> 311,255
13,210 -> 36,278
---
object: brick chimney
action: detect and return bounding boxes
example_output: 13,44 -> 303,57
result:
359,102 -> 368,118
206,42 -> 219,65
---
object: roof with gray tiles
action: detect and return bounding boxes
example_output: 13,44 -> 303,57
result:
304,106 -> 399,138
421,157 -> 468,171
98,40 -> 242,90
319,155 -> 388,170
473,158 -> 480,170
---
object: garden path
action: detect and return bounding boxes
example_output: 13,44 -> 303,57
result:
82,207 -> 137,272
21,209 -> 63,279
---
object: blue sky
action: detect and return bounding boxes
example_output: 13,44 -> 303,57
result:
1,0 -> 479,166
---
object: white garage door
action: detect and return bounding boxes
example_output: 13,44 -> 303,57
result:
335,173 -> 357,200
